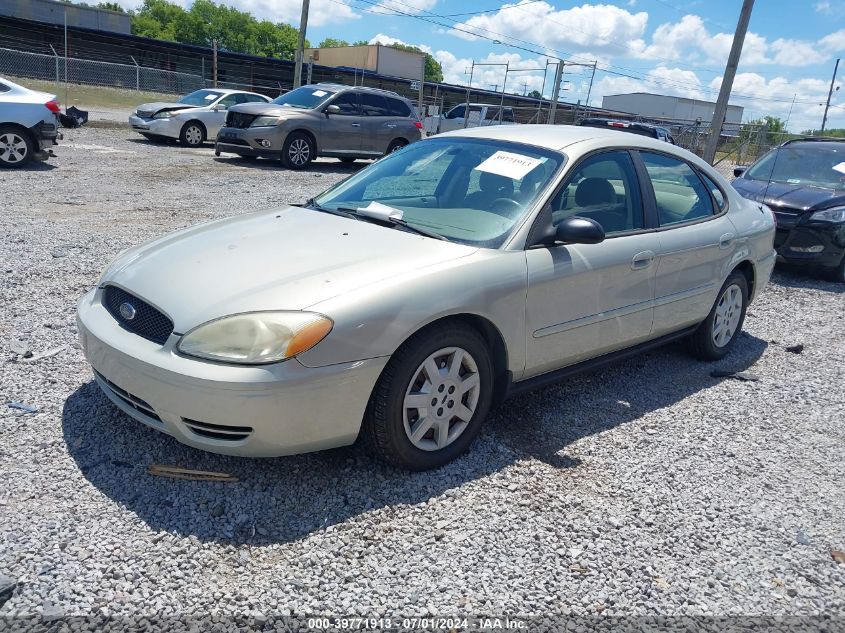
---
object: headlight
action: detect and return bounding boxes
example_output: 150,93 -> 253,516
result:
810,207 -> 845,223
152,111 -> 173,119
177,312 -> 332,364
250,116 -> 283,127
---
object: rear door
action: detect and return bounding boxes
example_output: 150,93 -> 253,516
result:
524,150 -> 659,376
360,93 -> 393,153
635,150 -> 738,336
320,91 -> 363,153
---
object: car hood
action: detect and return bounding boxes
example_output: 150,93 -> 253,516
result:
136,102 -> 199,115
227,102 -> 313,117
732,178 -> 845,212
103,206 -> 477,332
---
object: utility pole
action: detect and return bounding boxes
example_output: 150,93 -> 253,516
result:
821,57 -> 840,133
212,39 -> 219,87
703,0 -> 754,164
584,61 -> 597,110
547,60 -> 563,124
293,0 -> 310,88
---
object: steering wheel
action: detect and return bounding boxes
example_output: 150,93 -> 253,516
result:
490,198 -> 522,216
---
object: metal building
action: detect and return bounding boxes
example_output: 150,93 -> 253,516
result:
304,44 -> 425,83
0,0 -> 131,34
601,92 -> 744,132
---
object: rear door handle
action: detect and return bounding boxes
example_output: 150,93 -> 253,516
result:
386,123 -> 397,128
719,233 -> 735,250
351,123 -> 361,127
631,250 -> 655,270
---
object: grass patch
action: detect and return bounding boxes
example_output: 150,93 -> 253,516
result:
8,77 -> 179,111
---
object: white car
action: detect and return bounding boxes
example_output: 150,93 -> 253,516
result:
0,76 -> 61,168
128,88 -> 271,147
425,103 -> 517,135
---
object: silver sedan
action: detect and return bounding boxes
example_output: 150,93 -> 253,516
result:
128,88 -> 270,147
77,125 -> 776,470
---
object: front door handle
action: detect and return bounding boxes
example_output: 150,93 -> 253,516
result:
719,233 -> 735,250
386,123 -> 397,128
631,250 -> 655,270
351,123 -> 361,127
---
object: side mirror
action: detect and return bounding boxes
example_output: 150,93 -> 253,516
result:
555,216 -> 605,245
733,166 -> 746,178
213,103 -> 228,111
325,104 -> 341,116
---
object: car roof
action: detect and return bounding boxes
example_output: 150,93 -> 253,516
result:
439,124 -> 710,169
313,83 -> 404,99
781,138 -> 845,150
205,88 -> 264,96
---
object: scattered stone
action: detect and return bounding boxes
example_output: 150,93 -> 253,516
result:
785,344 -> 804,354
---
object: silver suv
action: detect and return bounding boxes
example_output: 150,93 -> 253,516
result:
215,83 -> 423,169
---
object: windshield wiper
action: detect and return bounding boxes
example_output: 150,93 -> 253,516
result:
300,198 -> 357,219
336,205 -> 446,241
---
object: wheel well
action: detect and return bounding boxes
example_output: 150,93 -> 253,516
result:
732,260 -> 755,298
0,122 -> 34,143
183,119 -> 206,138
390,137 -> 409,147
406,314 -> 510,405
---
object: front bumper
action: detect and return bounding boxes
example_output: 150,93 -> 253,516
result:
216,126 -> 284,157
76,288 -> 387,457
774,223 -> 845,269
128,114 -> 180,139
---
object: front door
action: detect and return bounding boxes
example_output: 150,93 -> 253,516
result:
524,150 -> 658,377
320,92 -> 363,153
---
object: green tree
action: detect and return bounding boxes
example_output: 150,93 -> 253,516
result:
97,2 -> 126,11
318,37 -> 350,48
527,89 -> 541,98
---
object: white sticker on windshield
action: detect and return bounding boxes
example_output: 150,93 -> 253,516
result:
204,94 -> 216,100
312,90 -> 328,97
833,161 -> 845,175
475,150 -> 543,180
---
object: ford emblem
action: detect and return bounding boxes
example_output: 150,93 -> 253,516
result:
119,302 -> 137,321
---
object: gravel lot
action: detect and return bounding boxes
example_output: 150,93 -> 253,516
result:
1,125 -> 844,630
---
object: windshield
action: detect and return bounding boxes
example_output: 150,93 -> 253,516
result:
746,144 -> 845,190
178,90 -> 224,106
271,86 -> 335,109
313,137 -> 565,247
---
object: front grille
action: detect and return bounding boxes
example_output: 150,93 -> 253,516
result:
183,418 -> 253,442
219,138 -> 249,146
103,286 -> 174,345
136,109 -> 154,119
94,370 -> 162,422
226,111 -> 257,129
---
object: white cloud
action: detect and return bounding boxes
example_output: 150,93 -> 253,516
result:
372,0 -> 437,15
368,33 -> 432,54
821,29 -> 845,52
816,1 -> 832,12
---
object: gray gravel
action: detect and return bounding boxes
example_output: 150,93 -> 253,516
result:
1,126 -> 845,628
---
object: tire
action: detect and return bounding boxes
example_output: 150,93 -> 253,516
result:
828,254 -> 845,283
339,157 -> 356,164
0,126 -> 34,168
687,271 -> 749,361
364,323 -> 494,471
282,131 -> 314,170
179,121 -> 205,147
385,139 -> 407,155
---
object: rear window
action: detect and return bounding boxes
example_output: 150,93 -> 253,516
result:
387,97 -> 411,117
0,82 -> 9,93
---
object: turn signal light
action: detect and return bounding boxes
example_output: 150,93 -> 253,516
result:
414,121 -> 423,129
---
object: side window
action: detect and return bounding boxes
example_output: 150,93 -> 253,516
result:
502,108 -> 515,123
217,94 -> 239,108
640,152 -> 716,225
235,93 -> 265,104
446,105 -> 465,119
549,151 -> 644,235
329,92 -> 360,115
387,98 -> 411,117
360,93 -> 390,116
699,171 -> 726,211
0,82 -> 9,93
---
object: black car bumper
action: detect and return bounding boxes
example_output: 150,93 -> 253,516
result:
215,140 -> 279,158
775,223 -> 845,269
31,120 -> 62,161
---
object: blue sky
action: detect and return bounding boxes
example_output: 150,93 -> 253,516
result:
120,0 -> 845,131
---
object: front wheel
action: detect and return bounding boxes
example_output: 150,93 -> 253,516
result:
364,324 -> 494,470
179,121 -> 205,147
687,271 -> 749,360
282,132 -> 314,169
0,126 -> 34,168
828,254 -> 845,283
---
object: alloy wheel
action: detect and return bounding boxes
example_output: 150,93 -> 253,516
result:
288,138 -> 310,166
712,283 -> 743,348
403,346 -> 480,451
0,132 -> 28,165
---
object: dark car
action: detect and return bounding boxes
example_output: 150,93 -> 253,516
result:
576,117 -> 674,143
732,138 -> 845,282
